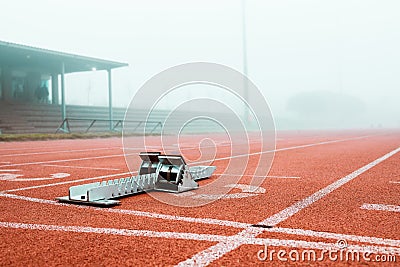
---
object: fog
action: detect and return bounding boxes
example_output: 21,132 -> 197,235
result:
1,0 -> 399,129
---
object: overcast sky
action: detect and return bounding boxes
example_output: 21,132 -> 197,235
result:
1,0 -> 399,128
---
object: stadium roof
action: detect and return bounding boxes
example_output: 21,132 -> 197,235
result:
0,40 -> 128,74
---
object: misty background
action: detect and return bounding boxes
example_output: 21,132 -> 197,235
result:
1,0 -> 399,129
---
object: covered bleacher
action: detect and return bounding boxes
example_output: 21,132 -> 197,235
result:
0,40 -> 242,135
0,40 -> 128,134
0,101 -> 225,134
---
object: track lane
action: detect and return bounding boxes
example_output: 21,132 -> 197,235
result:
0,130 -> 399,266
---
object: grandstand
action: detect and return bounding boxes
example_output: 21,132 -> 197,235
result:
0,41 -> 246,135
0,101 -> 126,134
0,101 -> 237,134
0,40 -> 128,134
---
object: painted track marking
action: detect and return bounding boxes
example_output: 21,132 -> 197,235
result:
194,134 -> 375,165
266,175 -> 300,179
3,135 -> 373,193
177,146 -> 400,266
263,226 -> 400,248
0,134 -> 374,169
42,164 -> 121,171
0,222 -> 399,256
4,172 -> 133,193
216,174 -> 300,179
0,193 -> 251,228
361,203 -> 400,213
1,193 -> 399,248
0,146 -> 122,158
0,153 -> 137,168
0,132 -> 397,265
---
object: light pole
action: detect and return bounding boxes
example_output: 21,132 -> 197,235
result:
242,0 -> 249,125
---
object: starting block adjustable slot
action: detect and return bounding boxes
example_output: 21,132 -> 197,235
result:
69,182 -> 101,201
87,183 -> 118,201
189,166 -> 217,181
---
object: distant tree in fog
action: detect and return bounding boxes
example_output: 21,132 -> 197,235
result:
286,90 -> 367,129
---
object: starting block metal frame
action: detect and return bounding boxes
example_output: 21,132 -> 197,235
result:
56,152 -> 216,206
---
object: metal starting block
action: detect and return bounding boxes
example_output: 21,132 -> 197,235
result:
56,152 -> 216,206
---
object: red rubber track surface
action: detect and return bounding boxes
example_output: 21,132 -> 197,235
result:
0,130 -> 399,266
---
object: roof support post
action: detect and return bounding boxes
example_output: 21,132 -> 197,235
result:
61,62 -> 66,131
107,69 -> 113,131
51,73 -> 59,105
242,0 -> 249,125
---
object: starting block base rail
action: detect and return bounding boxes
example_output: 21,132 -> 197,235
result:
56,196 -> 120,207
56,165 -> 216,207
56,173 -> 157,206
189,166 -> 216,181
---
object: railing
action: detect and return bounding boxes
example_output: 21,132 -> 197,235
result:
55,118 -> 162,134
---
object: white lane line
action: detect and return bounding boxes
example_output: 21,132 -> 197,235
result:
0,193 -> 250,229
0,221 -> 226,243
0,169 -> 20,172
265,227 -> 400,248
267,175 -> 300,179
389,181 -> 400,184
0,147 -> 63,152
0,134 -> 373,169
0,145 -> 102,152
124,146 -> 175,150
4,172 -> 133,193
0,193 -> 74,205
177,146 -> 400,266
361,203 -> 400,213
262,147 -> 400,226
12,178 -> 53,182
216,174 -> 300,179
0,135 -> 378,193
0,152 -> 136,168
42,164 -> 121,171
0,147 -> 122,158
2,193 -> 400,249
194,134 -> 374,165
1,221 -> 400,257
104,207 -> 249,228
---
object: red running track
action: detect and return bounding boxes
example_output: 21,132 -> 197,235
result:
0,130 -> 399,266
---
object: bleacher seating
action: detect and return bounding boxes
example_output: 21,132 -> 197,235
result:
0,102 -> 122,134
0,101 -> 235,134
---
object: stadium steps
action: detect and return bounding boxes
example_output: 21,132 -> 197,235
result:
0,101 -> 232,134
